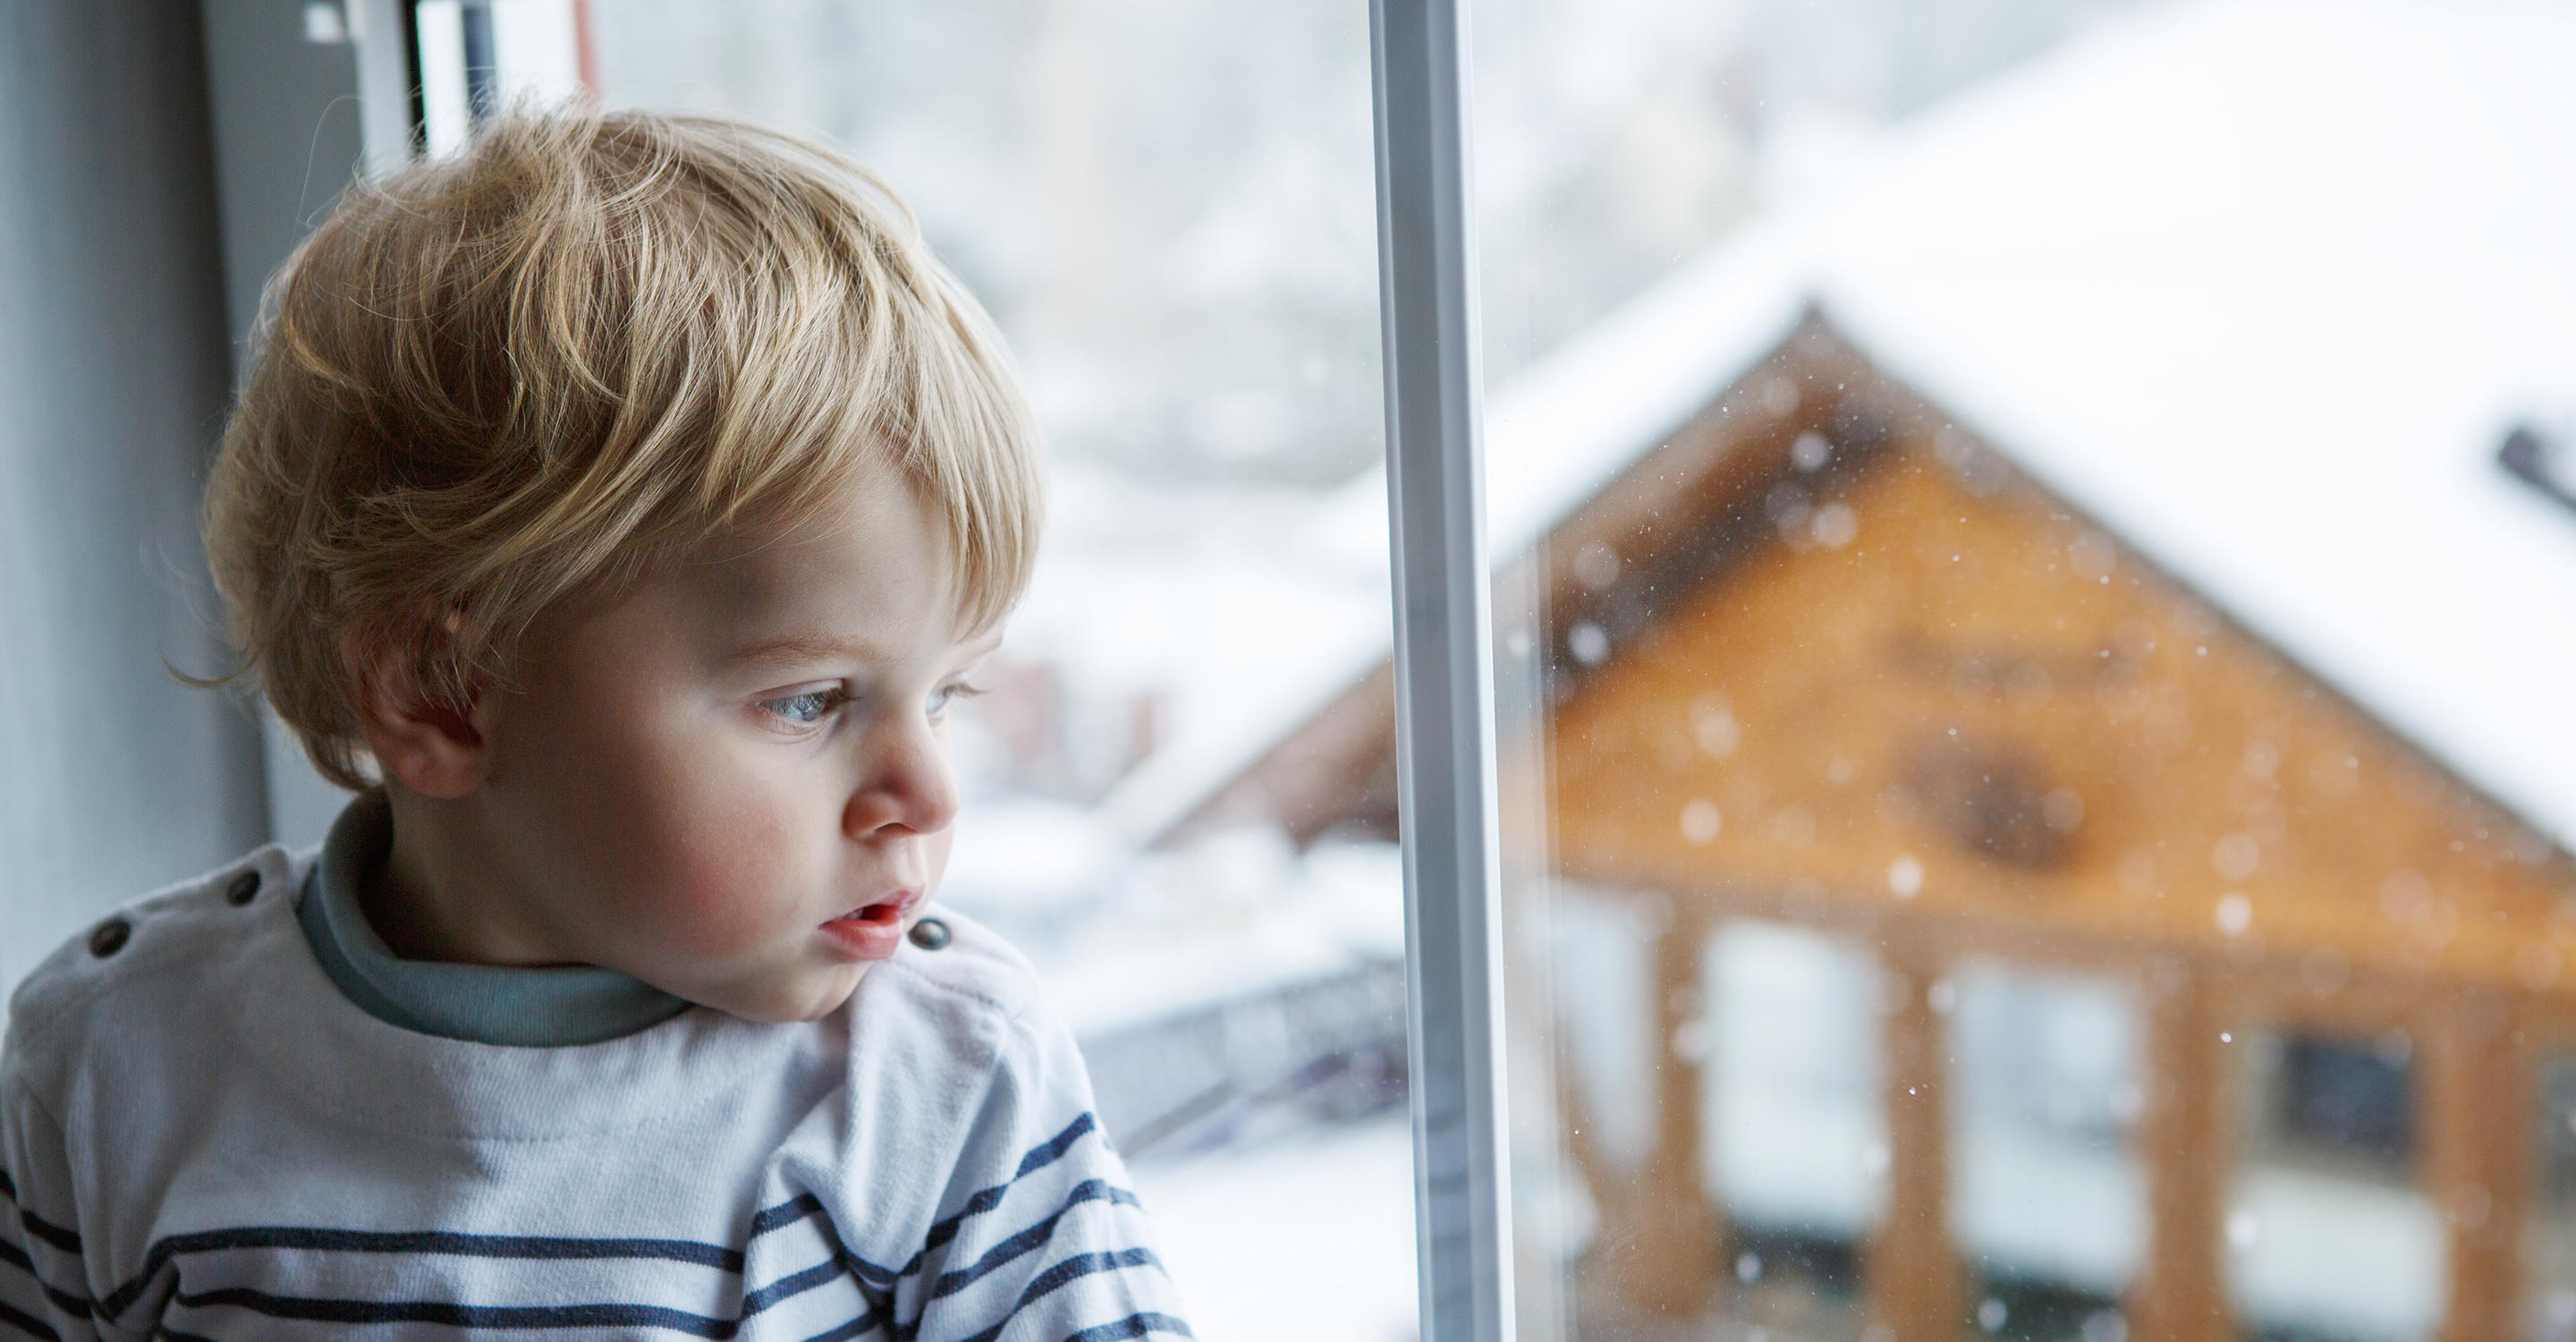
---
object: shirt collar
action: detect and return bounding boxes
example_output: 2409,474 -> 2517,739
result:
297,789 -> 691,1048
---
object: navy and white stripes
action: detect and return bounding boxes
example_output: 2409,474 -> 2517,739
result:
0,1112 -> 1187,1341
0,872 -> 1191,1342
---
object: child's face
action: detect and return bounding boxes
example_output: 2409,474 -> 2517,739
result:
457,478 -> 998,1023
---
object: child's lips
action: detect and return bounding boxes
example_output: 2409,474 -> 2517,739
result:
825,888 -> 920,929
818,890 -> 919,962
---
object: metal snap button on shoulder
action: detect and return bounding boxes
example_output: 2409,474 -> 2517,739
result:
89,917 -> 131,958
908,917 -> 951,952
223,871 -> 261,906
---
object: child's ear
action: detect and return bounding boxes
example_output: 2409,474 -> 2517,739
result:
345,634 -> 494,800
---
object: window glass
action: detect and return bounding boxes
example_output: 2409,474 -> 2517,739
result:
2227,1026 -> 2438,1342
2537,1052 -> 2576,1339
1950,961 -> 2144,1342
1474,2 -> 2576,1340
459,4 -> 1410,1336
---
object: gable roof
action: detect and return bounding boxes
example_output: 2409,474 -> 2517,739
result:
1105,0 -> 2576,854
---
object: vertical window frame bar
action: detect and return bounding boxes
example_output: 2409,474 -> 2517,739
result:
1368,1 -> 1515,1338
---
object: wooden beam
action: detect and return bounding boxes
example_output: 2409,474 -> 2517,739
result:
2131,960 -> 2233,1342
2424,991 -> 2530,1342
1871,947 -> 1962,1342
1612,915 -> 1724,1320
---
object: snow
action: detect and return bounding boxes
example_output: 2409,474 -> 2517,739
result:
1036,1 -> 2576,1328
1809,0 -> 2576,852
1131,1115 -> 1420,1342
1312,211 -> 1811,576
1021,509 -> 1391,845
1224,0 -> 2576,854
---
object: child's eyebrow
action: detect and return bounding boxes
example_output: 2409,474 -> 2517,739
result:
720,628 -> 1004,672
720,632 -> 897,671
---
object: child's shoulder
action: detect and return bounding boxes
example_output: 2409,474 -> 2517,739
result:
4,844 -> 301,1091
864,905 -> 1046,1028
849,905 -> 1075,1079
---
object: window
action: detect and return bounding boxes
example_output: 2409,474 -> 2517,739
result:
426,3 -> 1415,1336
1463,1 -> 2576,1338
218,3 -> 2576,1338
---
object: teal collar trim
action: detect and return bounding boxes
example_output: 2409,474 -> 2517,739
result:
296,790 -> 691,1048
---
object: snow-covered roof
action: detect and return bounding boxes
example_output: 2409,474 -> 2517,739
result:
1811,0 -> 2576,850
1117,0 -> 2576,852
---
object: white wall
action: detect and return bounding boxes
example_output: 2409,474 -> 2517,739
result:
0,1 -> 269,996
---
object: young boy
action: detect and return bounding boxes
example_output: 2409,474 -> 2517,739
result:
0,109 -> 1190,1341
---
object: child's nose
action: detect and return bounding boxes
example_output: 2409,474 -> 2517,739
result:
843,723 -> 959,838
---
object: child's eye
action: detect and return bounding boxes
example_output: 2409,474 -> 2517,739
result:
762,686 -> 852,727
926,682 -> 989,718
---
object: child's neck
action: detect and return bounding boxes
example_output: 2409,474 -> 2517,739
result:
369,786 -> 578,967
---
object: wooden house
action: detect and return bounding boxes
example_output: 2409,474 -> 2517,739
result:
1165,309 -> 2576,1342
1095,5 -> 2576,1338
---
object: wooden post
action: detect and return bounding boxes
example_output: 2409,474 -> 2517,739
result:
2423,992 -> 2529,1342
1871,947 -> 1962,1342
1612,913 -> 1724,1320
2130,961 -> 2233,1342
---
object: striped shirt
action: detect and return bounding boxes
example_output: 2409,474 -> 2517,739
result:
0,843 -> 1191,1341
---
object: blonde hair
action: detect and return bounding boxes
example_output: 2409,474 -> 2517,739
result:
200,106 -> 1045,791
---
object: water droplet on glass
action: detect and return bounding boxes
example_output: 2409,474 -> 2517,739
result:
1567,621 -> 1609,666
1572,541 -> 1621,592
1693,697 -> 1741,758
2216,892 -> 2252,937
1767,481 -> 1811,534
1811,502 -> 1859,548
1889,855 -> 1925,900
1978,1298 -> 2008,1333
1681,800 -> 1722,845
1736,1251 -> 1763,1284
1792,430 -> 1833,472
1757,373 -> 1800,418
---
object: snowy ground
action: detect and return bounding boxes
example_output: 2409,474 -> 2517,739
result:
1130,1114 -> 1422,1342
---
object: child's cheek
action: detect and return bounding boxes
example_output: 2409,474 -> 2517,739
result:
638,789 -> 805,948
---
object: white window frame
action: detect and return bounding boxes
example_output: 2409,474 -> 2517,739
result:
1367,1 -> 1516,1338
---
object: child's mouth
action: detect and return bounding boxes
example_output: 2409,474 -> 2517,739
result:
818,892 -> 919,962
